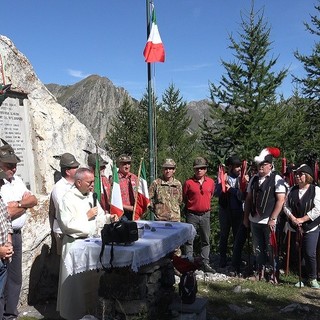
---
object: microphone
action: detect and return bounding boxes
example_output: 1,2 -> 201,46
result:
93,192 -> 98,207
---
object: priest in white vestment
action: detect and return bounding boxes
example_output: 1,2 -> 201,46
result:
56,167 -> 117,320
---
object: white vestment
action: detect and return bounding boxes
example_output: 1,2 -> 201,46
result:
57,186 -> 111,320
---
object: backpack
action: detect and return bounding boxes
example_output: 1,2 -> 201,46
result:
179,271 -> 197,304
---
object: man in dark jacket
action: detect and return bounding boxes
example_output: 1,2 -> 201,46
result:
215,156 -> 244,268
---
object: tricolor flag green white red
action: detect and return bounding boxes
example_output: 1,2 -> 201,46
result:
143,7 -> 165,63
94,153 -> 101,202
110,164 -> 124,217
134,160 -> 150,220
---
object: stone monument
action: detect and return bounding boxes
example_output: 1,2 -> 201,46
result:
0,35 -> 111,307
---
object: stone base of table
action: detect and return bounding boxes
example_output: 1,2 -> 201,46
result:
98,257 -> 175,319
169,297 -> 208,320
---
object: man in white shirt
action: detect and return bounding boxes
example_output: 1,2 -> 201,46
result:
0,144 -> 37,320
50,153 -> 80,255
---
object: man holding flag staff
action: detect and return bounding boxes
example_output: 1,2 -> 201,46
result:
117,154 -> 138,220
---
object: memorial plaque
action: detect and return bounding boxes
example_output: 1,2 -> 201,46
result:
0,97 -> 35,191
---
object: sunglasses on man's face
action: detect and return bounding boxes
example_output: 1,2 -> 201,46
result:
4,163 -> 17,170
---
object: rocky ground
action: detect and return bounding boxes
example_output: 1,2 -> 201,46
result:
18,255 -> 320,320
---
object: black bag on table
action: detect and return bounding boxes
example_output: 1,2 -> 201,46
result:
99,221 -> 138,271
101,220 -> 138,244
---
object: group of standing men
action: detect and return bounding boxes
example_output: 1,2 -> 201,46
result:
149,149 -> 320,290
0,143 -> 318,319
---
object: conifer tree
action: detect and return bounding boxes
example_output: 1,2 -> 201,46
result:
293,2 -> 320,153
294,2 -> 320,100
104,95 -> 148,169
201,4 -> 288,166
157,84 -> 199,181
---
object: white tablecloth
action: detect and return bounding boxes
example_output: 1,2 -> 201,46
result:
64,220 -> 196,274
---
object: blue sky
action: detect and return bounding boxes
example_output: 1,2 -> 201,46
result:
1,1 -> 317,102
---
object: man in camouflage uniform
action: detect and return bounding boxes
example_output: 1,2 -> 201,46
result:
149,159 -> 182,222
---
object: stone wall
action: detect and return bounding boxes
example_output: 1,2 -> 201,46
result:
98,258 -> 175,319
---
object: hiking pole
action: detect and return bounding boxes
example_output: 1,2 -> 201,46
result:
270,228 -> 278,284
247,227 -> 251,273
296,225 -> 303,288
285,230 -> 291,276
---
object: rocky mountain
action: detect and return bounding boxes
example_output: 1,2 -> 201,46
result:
46,75 -> 137,144
187,99 -> 211,131
46,76 -> 211,140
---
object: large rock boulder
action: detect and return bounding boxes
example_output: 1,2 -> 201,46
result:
0,35 -> 109,307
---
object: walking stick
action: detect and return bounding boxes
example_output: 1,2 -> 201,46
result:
285,229 -> 291,276
270,228 -> 278,283
247,227 -> 251,273
296,225 -> 303,288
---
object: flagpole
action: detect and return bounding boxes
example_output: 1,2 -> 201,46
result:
146,0 -> 155,188
133,157 -> 143,221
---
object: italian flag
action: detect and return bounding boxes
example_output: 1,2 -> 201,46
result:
94,154 -> 101,202
110,164 -> 124,218
143,7 -> 165,63
134,160 -> 150,220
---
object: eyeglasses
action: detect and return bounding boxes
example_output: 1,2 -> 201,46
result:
295,172 -> 305,177
195,167 -> 207,170
258,163 -> 270,167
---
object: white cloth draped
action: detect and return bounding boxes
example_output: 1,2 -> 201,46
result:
64,220 -> 196,275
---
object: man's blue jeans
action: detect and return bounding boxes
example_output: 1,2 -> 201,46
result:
0,259 -> 8,318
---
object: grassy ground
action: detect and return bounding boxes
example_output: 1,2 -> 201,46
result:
199,274 -> 320,320
18,273 -> 320,320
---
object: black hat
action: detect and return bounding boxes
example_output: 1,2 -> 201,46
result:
294,164 -> 314,179
226,155 -> 241,166
59,153 -> 80,168
87,153 -> 108,168
0,145 -> 21,164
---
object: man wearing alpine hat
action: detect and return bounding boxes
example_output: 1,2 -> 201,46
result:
50,153 -> 80,255
183,156 -> 215,273
117,154 -> 138,220
149,158 -> 182,222
0,144 -> 38,319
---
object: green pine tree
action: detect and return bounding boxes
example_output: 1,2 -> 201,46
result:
293,2 -> 320,153
157,84 -> 200,181
201,3 -> 288,167
104,95 -> 148,170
